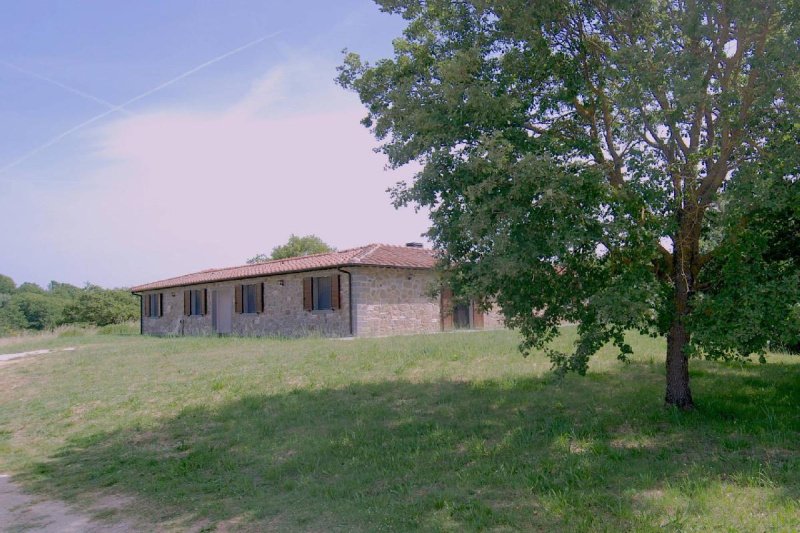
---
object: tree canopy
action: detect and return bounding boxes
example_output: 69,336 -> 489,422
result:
339,0 -> 800,408
0,276 -> 139,335
0,274 -> 15,294
62,288 -> 139,327
247,234 -> 335,263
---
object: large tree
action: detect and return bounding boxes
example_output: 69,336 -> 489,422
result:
339,0 -> 799,408
247,234 -> 335,264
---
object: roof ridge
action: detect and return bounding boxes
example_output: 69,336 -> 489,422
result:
252,245 -> 360,265
193,245 -> 370,277
350,243 -> 382,263
131,243 -> 436,292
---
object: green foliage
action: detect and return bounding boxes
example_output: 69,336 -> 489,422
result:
247,234 -> 335,263
691,127 -> 800,358
0,294 -> 27,335
338,0 -> 800,384
0,274 -> 15,294
246,253 -> 270,264
0,277 -> 139,335
62,288 -> 139,327
7,292 -> 65,330
16,282 -> 45,294
47,281 -> 82,299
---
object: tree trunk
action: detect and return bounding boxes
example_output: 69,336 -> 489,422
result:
665,319 -> 693,409
665,206 -> 700,410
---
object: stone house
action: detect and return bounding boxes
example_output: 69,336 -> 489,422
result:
131,243 -> 503,338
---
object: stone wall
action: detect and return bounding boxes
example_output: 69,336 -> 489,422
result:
351,267 -> 442,337
482,306 -> 505,330
141,268 -> 350,337
140,265 -> 506,338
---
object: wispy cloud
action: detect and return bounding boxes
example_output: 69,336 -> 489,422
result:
0,32 -> 282,178
22,55 -> 427,287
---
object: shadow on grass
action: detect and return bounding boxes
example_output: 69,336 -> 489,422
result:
18,361 -> 800,531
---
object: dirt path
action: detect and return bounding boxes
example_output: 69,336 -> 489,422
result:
0,475 -> 136,532
0,347 -> 76,363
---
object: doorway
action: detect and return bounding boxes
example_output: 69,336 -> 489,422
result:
453,303 -> 471,329
212,287 -> 233,334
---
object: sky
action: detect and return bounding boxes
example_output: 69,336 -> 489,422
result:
0,1 -> 429,289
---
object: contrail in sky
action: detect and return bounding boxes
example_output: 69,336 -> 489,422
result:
0,60 -> 134,115
0,31 -> 282,177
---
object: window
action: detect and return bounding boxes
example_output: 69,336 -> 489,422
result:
183,289 -> 206,316
243,284 -> 259,313
189,289 -> 205,315
303,275 -> 340,311
145,293 -> 162,318
313,276 -> 332,310
235,283 -> 263,314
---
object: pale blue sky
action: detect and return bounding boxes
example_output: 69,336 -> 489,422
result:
1,1 -> 428,288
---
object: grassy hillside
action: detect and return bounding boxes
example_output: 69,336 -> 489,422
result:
0,329 -> 798,531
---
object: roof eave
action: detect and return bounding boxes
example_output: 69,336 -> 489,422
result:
131,262 -> 435,293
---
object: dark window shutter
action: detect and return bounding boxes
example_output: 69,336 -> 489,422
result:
202,289 -> 208,315
159,293 -> 164,317
144,294 -> 151,317
184,290 -> 190,316
472,303 -> 484,329
235,285 -> 243,314
303,277 -> 313,311
330,275 -> 340,310
257,283 -> 264,313
441,286 -> 454,331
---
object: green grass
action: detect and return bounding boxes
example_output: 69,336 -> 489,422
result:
0,328 -> 798,531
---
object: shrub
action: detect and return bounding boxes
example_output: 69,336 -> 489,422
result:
62,289 -> 138,327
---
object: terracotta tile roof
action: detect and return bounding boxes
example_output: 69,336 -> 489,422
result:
131,244 -> 437,292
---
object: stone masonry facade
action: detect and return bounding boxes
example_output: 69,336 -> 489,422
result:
141,265 -> 504,338
142,268 -> 350,337
351,267 -> 441,337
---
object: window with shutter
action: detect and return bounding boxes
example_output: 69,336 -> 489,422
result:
305,275 -> 339,311
313,276 -> 332,310
242,284 -> 260,313
189,289 -> 205,316
145,293 -> 160,318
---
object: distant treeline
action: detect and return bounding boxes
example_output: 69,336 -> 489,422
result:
0,274 -> 138,335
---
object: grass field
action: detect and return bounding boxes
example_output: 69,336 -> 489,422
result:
0,328 -> 798,531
